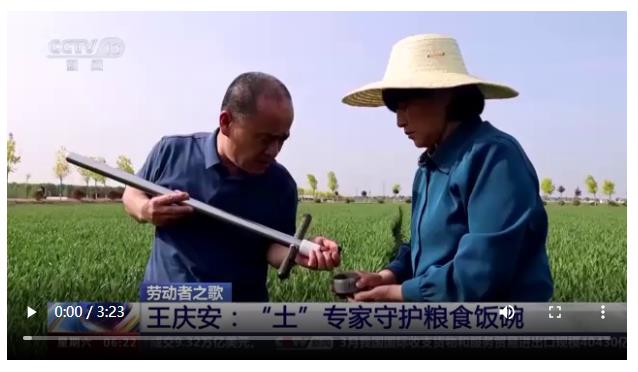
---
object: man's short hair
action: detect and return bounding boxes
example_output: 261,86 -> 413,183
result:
221,72 -> 292,116
381,85 -> 485,122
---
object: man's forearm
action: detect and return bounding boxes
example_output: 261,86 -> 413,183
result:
266,243 -> 289,268
122,186 -> 149,223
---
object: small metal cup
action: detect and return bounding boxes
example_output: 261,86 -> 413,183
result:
332,272 -> 360,298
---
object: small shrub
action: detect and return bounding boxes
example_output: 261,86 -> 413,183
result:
314,198 -> 322,203
405,197 -> 412,204
33,190 -> 44,201
558,200 -> 565,206
572,199 -> 581,206
377,198 -> 385,204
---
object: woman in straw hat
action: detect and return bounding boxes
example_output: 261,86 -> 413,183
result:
344,34 -> 553,302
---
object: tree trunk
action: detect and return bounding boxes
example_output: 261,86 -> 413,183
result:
59,178 -> 63,200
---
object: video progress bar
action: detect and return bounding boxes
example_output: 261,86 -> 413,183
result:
23,335 -> 613,341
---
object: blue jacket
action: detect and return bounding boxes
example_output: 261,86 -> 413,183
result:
386,117 -> 554,302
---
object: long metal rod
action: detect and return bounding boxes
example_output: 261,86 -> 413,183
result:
65,152 -> 318,254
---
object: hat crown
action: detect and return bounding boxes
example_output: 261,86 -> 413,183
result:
383,34 -> 468,81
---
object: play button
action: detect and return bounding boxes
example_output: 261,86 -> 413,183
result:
27,307 -> 36,318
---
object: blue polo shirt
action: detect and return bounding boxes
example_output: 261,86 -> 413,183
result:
137,130 -> 297,302
387,117 -> 554,302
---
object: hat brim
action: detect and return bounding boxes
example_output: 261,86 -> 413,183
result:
342,72 -> 518,107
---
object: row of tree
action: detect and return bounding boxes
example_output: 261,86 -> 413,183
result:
7,182 -> 125,200
301,172 -> 402,199
7,133 -> 135,199
540,175 -> 617,200
7,134 -> 623,202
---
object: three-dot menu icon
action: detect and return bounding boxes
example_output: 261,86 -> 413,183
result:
601,305 -> 605,319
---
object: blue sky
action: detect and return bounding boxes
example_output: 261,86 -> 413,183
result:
7,12 -> 627,197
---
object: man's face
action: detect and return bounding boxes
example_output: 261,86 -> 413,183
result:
225,96 -> 293,174
395,90 -> 452,148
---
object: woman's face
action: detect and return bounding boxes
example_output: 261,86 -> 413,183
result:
394,90 -> 453,148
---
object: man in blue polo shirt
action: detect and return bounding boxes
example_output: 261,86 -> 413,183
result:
122,72 -> 341,301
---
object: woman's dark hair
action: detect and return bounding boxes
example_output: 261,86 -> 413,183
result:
381,84 -> 485,122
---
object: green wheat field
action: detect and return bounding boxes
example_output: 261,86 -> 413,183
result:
7,202 -> 626,352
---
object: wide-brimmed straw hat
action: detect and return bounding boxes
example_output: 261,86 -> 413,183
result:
342,34 -> 518,107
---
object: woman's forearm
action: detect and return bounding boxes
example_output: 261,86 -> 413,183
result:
378,269 -> 398,285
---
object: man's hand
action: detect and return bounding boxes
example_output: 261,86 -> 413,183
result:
350,284 -> 403,302
139,191 -> 194,226
295,236 -> 341,270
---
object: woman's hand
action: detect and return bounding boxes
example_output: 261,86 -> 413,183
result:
347,269 -> 401,302
351,284 -> 404,302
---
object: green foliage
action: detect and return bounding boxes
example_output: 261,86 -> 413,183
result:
585,175 -> 598,198
392,184 -> 401,196
306,174 -> 318,195
53,147 -> 71,197
77,165 -> 93,190
116,155 -> 135,174
540,177 -> 555,197
7,133 -> 21,175
327,171 -> 338,195
602,180 -> 615,200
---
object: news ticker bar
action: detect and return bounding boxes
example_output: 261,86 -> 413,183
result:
46,302 -> 626,335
